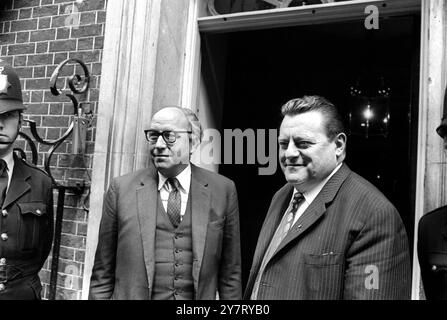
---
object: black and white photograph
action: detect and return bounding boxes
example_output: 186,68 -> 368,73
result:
0,0 -> 446,310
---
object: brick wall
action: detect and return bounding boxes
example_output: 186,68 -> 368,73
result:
0,0 -> 107,300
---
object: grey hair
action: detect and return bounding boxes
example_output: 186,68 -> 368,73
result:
179,107 -> 203,144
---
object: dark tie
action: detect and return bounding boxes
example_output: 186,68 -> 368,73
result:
0,160 -> 8,207
283,191 -> 305,235
291,192 -> 305,218
166,177 -> 181,228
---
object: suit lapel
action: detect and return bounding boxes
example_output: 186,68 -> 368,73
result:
274,163 -> 351,255
190,165 -> 210,296
274,196 -> 326,254
3,158 -> 31,209
136,168 -> 158,292
247,184 -> 293,289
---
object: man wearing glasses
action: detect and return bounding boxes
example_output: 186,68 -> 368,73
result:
89,106 -> 242,300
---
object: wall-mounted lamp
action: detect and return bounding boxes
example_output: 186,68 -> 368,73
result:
72,102 -> 92,154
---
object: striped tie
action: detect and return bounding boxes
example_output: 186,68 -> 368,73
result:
250,191 -> 305,300
166,177 -> 181,228
282,192 -> 305,235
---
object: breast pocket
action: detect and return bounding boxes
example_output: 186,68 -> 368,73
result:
208,216 -> 226,230
427,252 -> 447,273
424,252 -> 447,298
302,252 -> 345,299
205,216 -> 226,261
17,202 -> 47,251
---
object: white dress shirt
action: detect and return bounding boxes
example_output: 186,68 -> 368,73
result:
1,150 -> 14,192
157,164 -> 191,220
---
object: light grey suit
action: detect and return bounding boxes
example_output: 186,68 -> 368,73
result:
89,164 -> 242,300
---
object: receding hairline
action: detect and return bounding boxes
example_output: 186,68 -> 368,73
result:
153,106 -> 186,117
151,107 -> 189,126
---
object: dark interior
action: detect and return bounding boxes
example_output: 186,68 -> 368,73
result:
201,15 -> 420,290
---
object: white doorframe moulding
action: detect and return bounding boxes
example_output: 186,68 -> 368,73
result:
82,0 -> 193,299
82,0 -> 163,299
198,0 -> 421,33
412,0 -> 447,300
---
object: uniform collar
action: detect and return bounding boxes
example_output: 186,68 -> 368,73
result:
1,150 -> 14,175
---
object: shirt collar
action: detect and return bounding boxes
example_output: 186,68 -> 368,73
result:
293,162 -> 343,205
1,150 -> 14,174
157,164 -> 191,192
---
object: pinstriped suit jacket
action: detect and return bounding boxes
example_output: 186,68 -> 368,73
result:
244,163 -> 411,300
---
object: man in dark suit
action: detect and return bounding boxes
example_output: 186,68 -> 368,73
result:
89,106 -> 242,300
417,96 -> 447,300
245,95 -> 411,300
0,61 -> 54,300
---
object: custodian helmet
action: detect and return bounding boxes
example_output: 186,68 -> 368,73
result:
0,60 -> 26,115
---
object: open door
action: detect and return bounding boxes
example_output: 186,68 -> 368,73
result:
192,0 -> 426,297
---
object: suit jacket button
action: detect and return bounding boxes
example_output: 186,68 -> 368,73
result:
0,233 -> 7,241
0,258 -> 5,265
1,209 -> 7,217
0,283 -> 5,291
432,265 -> 437,271
36,209 -> 42,215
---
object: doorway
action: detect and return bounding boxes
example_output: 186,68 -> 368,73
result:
200,14 -> 420,290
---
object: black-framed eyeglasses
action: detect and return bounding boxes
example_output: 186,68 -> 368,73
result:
144,130 -> 192,144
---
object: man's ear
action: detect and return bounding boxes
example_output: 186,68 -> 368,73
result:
18,112 -> 23,130
190,135 -> 200,155
334,132 -> 347,158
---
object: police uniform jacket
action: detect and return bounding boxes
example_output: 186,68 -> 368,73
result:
0,155 -> 53,300
418,205 -> 447,300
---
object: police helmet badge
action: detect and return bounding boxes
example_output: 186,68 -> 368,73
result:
0,67 -> 11,95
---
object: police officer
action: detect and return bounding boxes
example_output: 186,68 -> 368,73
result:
418,89 -> 447,300
0,60 -> 54,300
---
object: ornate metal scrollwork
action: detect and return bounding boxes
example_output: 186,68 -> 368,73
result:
50,58 -> 90,115
18,58 -> 91,192
16,58 -> 92,300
